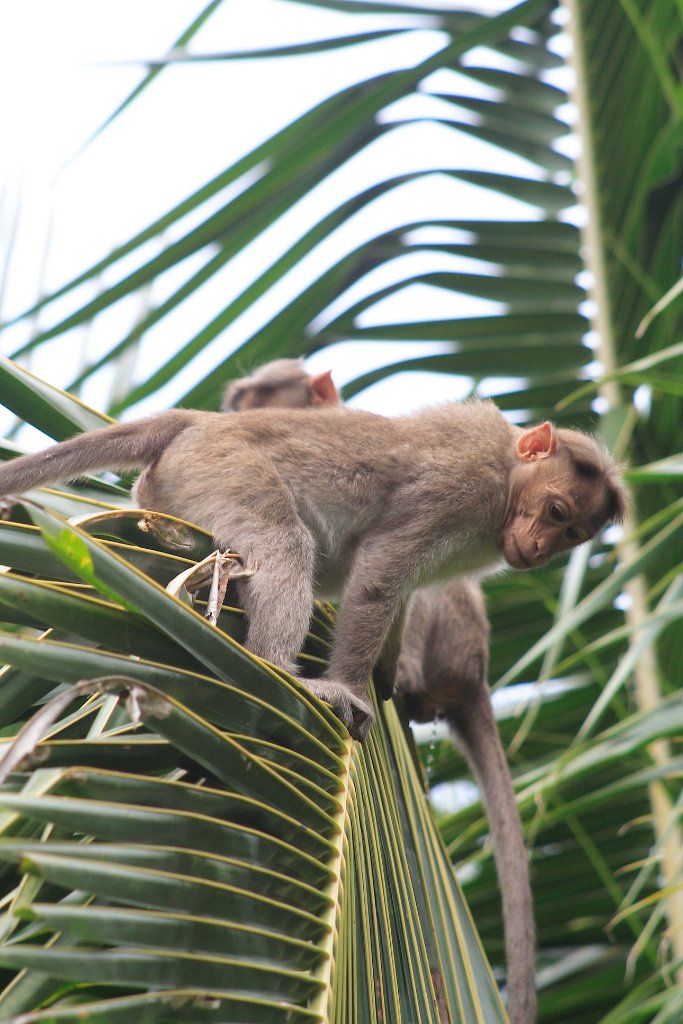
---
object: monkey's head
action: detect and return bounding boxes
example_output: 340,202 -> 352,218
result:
222,359 -> 340,412
500,422 -> 627,570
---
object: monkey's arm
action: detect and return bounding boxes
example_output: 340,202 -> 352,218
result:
372,603 -> 407,700
325,528 -> 443,718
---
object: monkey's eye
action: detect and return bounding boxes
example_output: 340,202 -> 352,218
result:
565,526 -> 580,542
549,503 -> 565,522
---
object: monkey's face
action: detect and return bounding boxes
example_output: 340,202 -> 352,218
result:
499,420 -> 624,571
500,460 -> 608,570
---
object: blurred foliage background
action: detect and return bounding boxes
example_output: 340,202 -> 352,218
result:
0,1 -> 681,1021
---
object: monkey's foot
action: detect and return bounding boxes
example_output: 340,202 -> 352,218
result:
301,679 -> 375,742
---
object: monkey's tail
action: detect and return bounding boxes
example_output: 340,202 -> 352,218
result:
448,692 -> 536,1024
0,410 -> 195,496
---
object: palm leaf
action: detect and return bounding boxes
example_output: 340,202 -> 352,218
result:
0,491 -> 504,1021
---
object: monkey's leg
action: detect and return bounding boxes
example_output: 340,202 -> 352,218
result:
142,448 -> 314,673
228,520 -> 315,674
226,518 -> 373,739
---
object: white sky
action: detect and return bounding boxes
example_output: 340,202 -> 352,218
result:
0,0 -> 571,437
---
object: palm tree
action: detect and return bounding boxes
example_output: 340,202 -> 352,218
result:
0,1 -> 680,1021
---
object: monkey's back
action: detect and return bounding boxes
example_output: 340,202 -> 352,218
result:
230,401 -> 511,518
138,401 -> 514,579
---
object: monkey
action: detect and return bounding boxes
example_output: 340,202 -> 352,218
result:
220,359 -> 540,1022
0,397 -> 626,757
222,358 -> 339,412
0,378 -> 626,1024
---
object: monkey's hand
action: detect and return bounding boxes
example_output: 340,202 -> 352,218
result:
301,679 -> 375,742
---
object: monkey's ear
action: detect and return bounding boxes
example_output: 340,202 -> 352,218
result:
308,370 -> 340,406
516,421 -> 557,462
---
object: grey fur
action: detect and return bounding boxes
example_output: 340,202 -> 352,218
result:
0,399 -> 624,754
0,375 -> 628,1024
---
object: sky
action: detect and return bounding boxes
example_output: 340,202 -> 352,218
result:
0,0 -> 570,437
